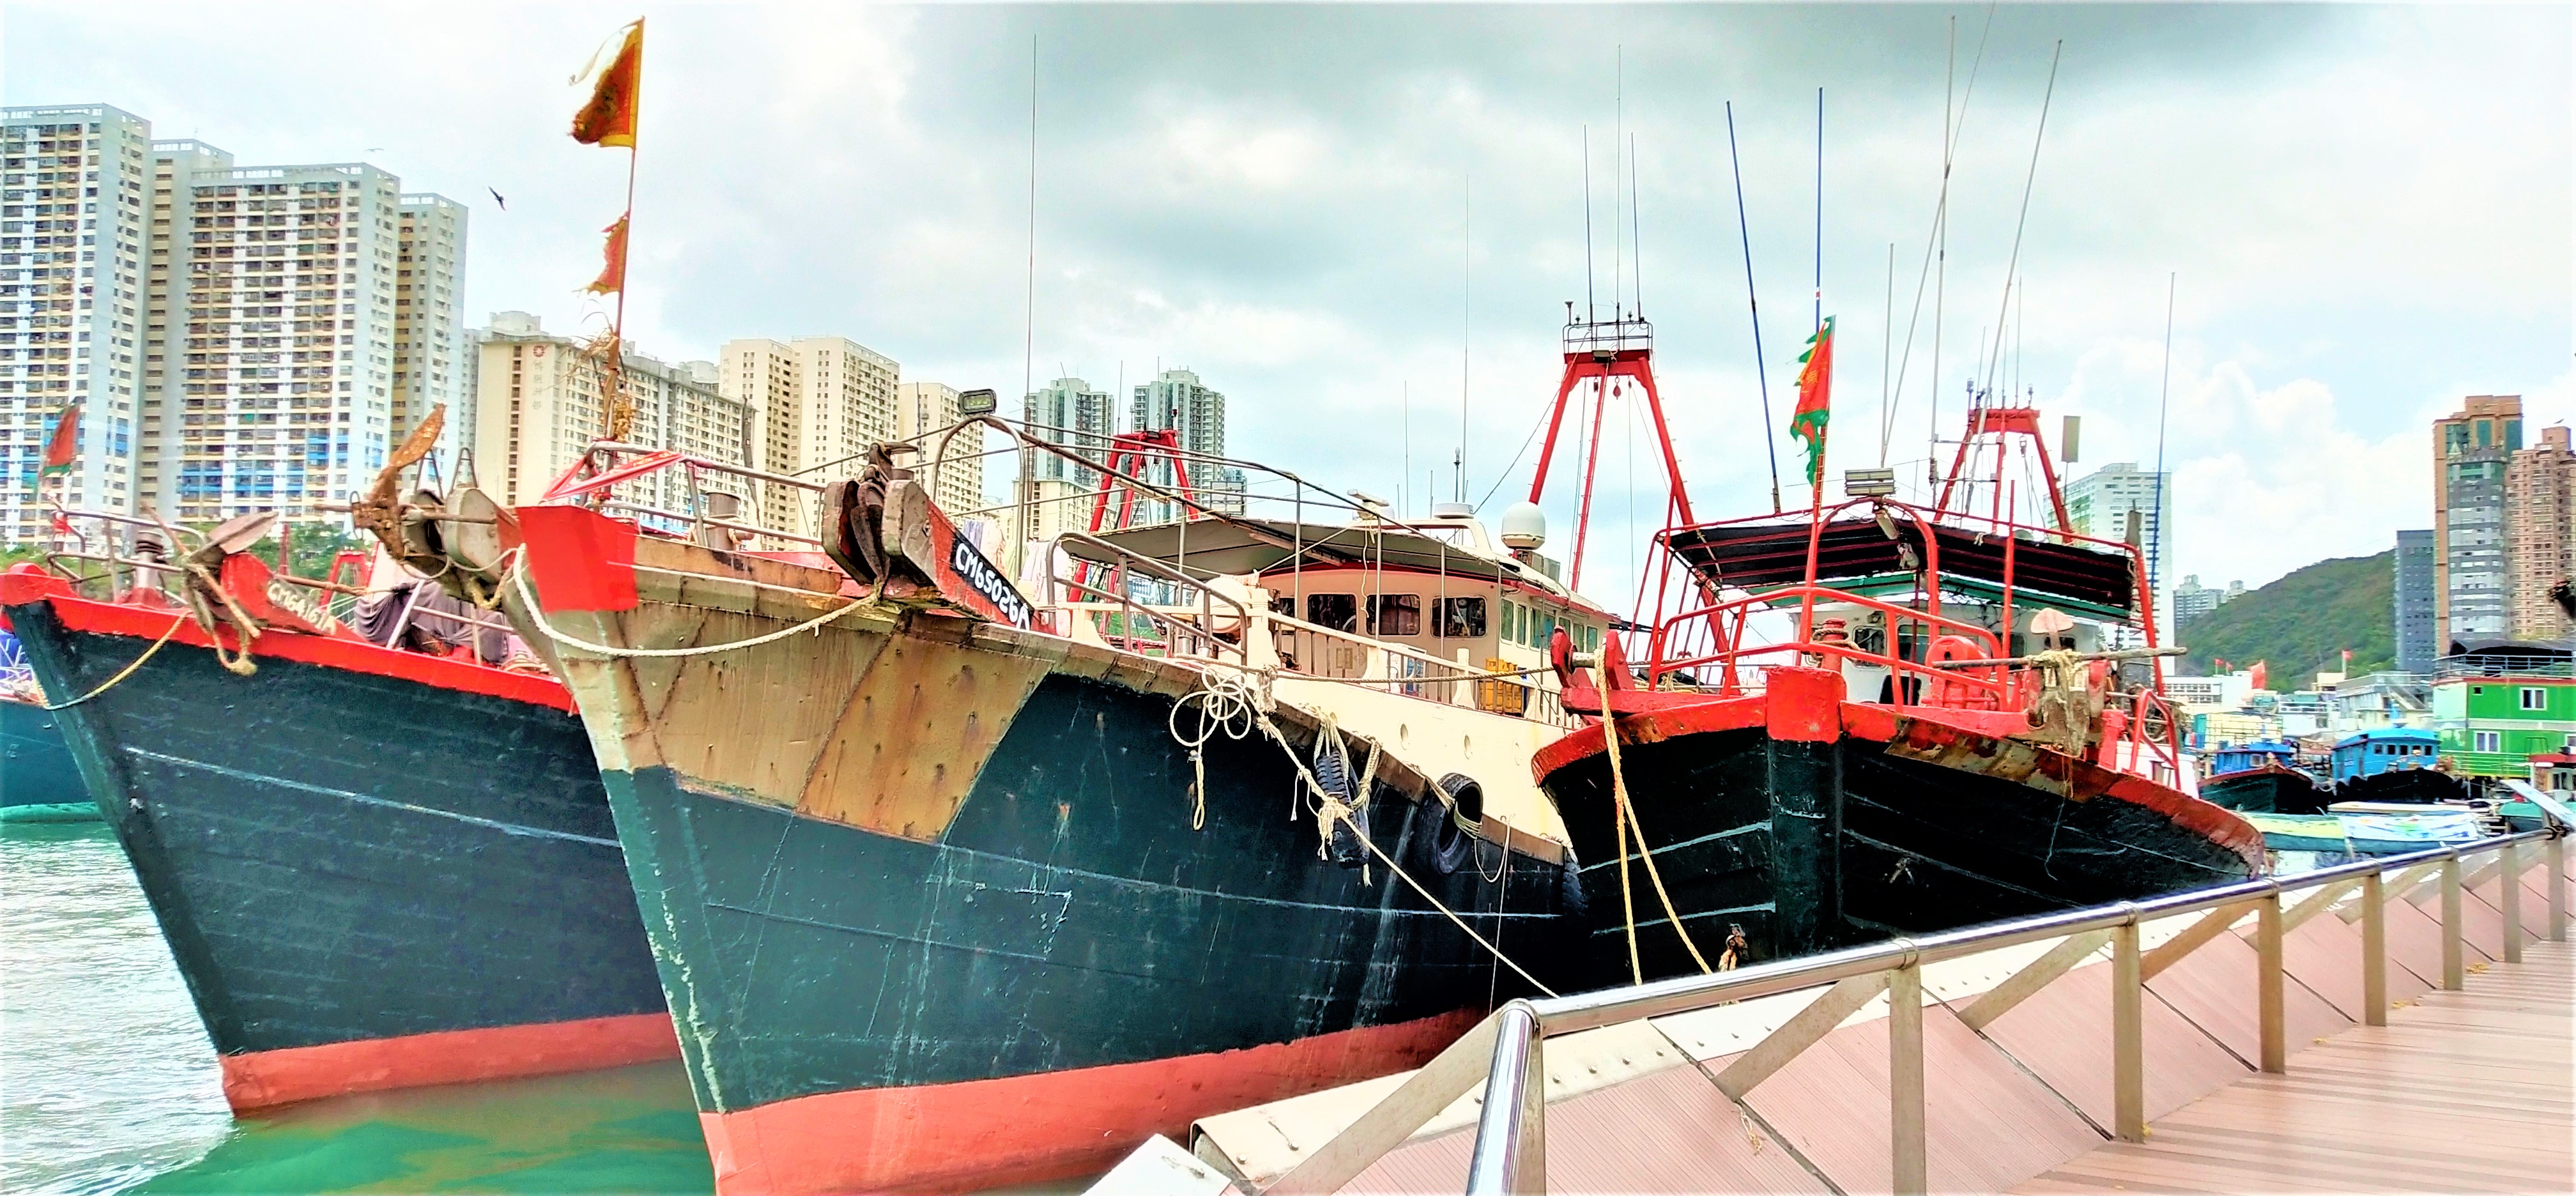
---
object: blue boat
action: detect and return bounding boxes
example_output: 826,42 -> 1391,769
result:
2329,727 -> 2465,805
2198,740 -> 2327,815
2243,808 -> 2487,857
2,625 -> 97,822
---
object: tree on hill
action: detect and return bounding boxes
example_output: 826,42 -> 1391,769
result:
2177,550 -> 2396,683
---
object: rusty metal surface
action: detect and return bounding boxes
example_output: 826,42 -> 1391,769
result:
1969,957 -> 2250,1128
2140,926 -> 2349,1066
797,631 -> 1052,841
1736,1003 -> 2102,1195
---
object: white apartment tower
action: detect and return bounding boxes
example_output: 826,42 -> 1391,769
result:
3,104 -> 154,543
1130,367 -> 1243,516
896,380 -> 982,517
395,194 -> 468,474
1023,376 -> 1116,542
473,312 -> 747,519
719,335 -> 898,534
2066,462 -> 2175,638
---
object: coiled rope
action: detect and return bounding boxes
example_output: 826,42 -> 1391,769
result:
1167,668 -> 1556,997
1168,669 -> 1259,830
510,561 -> 873,659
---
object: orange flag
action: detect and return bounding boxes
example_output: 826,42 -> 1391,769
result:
571,20 -> 643,148
39,401 -> 80,476
586,215 -> 630,295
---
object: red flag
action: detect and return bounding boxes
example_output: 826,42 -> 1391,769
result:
585,215 -> 629,295
38,401 -> 79,476
1789,317 -> 1834,489
2248,660 -> 2269,691
570,20 -> 644,148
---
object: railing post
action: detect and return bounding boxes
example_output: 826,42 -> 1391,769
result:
2257,891 -> 2287,1073
1462,1003 -> 1544,1196
2110,921 -> 2145,1142
2361,871 -> 2388,1028
2551,834 -> 2567,944
2440,854 -> 2465,991
1889,964 -> 1927,1196
2499,840 -> 2522,964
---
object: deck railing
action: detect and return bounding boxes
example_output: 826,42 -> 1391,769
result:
1251,824 -> 2569,1196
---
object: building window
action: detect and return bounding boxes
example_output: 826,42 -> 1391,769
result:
2521,687 -> 2548,711
2474,730 -> 2501,754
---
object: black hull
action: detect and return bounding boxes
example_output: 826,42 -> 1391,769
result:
2200,767 -> 2331,815
5,601 -> 670,1107
607,671 -> 1579,1191
1538,719 -> 2259,981
2334,767 -> 2471,806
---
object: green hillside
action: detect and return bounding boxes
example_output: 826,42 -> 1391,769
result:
2175,550 -> 2395,683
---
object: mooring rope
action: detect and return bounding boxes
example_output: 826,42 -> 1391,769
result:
509,560 -> 872,659
1601,709 -> 1715,976
44,610 -> 192,711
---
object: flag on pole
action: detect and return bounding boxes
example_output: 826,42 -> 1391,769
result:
585,215 -> 630,295
2248,660 -> 2269,692
1789,316 -> 1834,487
38,401 -> 80,477
570,20 -> 644,148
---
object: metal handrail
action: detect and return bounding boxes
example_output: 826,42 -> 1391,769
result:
1254,824 -> 2566,1196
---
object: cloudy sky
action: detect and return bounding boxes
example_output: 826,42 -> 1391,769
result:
13,3 -> 2570,610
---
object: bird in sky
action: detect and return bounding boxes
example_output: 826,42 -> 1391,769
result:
487,188 -> 507,211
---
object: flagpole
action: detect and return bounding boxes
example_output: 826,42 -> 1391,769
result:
604,17 -> 642,448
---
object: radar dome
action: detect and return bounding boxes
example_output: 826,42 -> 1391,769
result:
1499,502 -> 1548,551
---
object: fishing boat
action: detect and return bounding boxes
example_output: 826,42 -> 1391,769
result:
1524,329 -> 2264,981
2329,727 -> 2466,804
399,431 -> 1591,1193
2196,739 -> 2329,814
1,474 -> 674,1112
3,620 -> 95,822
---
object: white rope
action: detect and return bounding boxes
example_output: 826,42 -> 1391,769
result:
510,562 -> 872,659
1169,670 -> 1260,830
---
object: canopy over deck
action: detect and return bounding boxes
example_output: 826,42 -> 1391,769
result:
1067,517 -> 1581,601
1666,517 -> 2140,618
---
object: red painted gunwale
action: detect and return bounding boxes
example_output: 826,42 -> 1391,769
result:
695,1008 -> 1481,1195
1528,675 -> 2266,871
218,1011 -> 680,1112
0,567 -> 574,713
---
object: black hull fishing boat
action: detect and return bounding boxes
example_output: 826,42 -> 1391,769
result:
2200,765 -> 2331,815
0,521 -> 673,1111
448,440 -> 1590,1194
1510,338 -> 2264,980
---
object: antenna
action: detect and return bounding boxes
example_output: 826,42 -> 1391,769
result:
1460,174 -> 1471,503
1629,135 -> 1644,316
2150,272 -> 2176,615
1402,380 -> 1410,516
1582,127 -> 1595,323
1613,47 -> 1623,323
1881,241 -> 1894,463
1011,34 -> 1039,573
1724,101 -> 1784,514
1814,86 -> 1824,335
1984,40 -> 2062,395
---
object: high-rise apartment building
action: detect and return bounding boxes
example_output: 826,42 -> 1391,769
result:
473,312 -> 747,520
2504,424 -> 2573,640
719,335 -> 898,535
394,194 -> 468,471
1022,376 -> 1116,544
1131,367 -> 1245,516
2066,462 -> 2174,637
895,380 -> 981,517
2170,575 -> 2223,627
2395,528 -> 2437,674
2432,395 -> 2521,648
3,104 -> 153,543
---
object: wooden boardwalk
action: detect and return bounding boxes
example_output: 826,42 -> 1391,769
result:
2016,939 -> 2573,1195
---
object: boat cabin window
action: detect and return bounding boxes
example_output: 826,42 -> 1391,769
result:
1307,594 -> 1358,632
1433,596 -> 1487,639
1367,594 -> 1422,636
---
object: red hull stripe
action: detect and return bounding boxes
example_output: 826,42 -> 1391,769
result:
218,1011 -> 680,1112
697,1008 -> 1482,1195
0,570 -> 575,713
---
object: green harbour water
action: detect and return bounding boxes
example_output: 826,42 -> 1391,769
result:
1,821 -> 716,1195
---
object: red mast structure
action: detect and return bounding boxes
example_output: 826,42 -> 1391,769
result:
1524,310 -> 1696,591
1931,391 -> 2073,535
